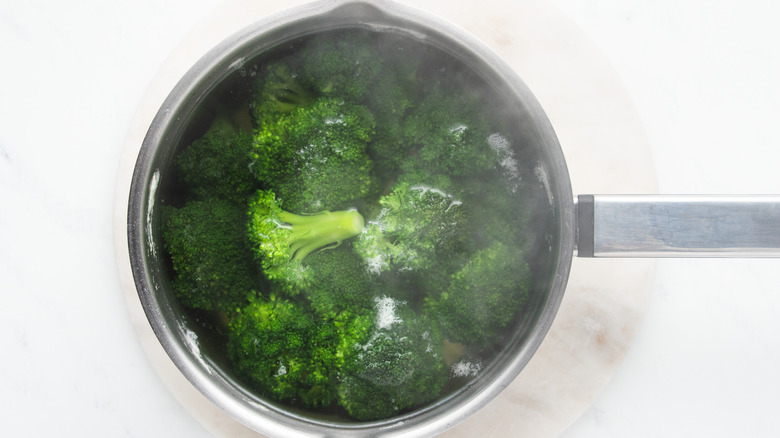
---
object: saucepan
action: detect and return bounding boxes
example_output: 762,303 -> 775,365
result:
123,0 -> 780,436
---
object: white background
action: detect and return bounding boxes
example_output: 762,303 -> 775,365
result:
2,0 -> 779,436
552,1 -> 780,437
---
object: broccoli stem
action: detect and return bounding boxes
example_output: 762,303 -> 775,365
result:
277,209 -> 365,261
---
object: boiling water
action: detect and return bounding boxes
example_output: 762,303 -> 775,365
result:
156,27 -> 556,422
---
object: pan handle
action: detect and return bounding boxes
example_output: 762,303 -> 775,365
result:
576,195 -> 780,257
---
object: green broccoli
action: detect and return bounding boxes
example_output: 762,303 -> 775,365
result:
337,296 -> 449,421
299,242 -> 375,319
250,60 -> 316,126
465,178 -> 530,249
160,198 -> 258,314
175,115 -> 256,205
251,97 -> 376,212
247,189 -> 365,295
401,82 -> 500,179
298,31 -> 383,102
449,131 -> 529,247
426,242 -> 532,347
361,43 -> 420,182
226,294 -> 340,408
354,181 -> 472,276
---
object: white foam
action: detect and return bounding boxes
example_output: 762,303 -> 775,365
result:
449,124 -> 468,136
364,254 -> 386,275
324,116 -> 345,125
451,359 -> 482,378
374,296 -> 401,330
410,185 -> 451,200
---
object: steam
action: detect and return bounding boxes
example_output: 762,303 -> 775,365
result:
487,133 -> 521,193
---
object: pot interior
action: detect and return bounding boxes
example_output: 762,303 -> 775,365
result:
128,1 -> 574,435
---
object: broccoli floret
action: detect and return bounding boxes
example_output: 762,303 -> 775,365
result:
161,199 -> 258,314
465,179 -> 529,249
175,115 -> 256,205
337,297 -> 448,421
298,31 -> 382,102
226,294 -> 340,408
250,60 -> 316,126
251,98 -> 376,212
362,46 -> 420,182
246,189 -> 365,295
426,242 -> 532,347
354,181 -> 471,276
401,83 -> 499,179
300,243 -> 375,319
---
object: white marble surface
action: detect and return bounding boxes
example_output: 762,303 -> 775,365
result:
2,1 -> 780,437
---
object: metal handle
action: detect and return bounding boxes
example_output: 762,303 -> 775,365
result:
576,195 -> 780,257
